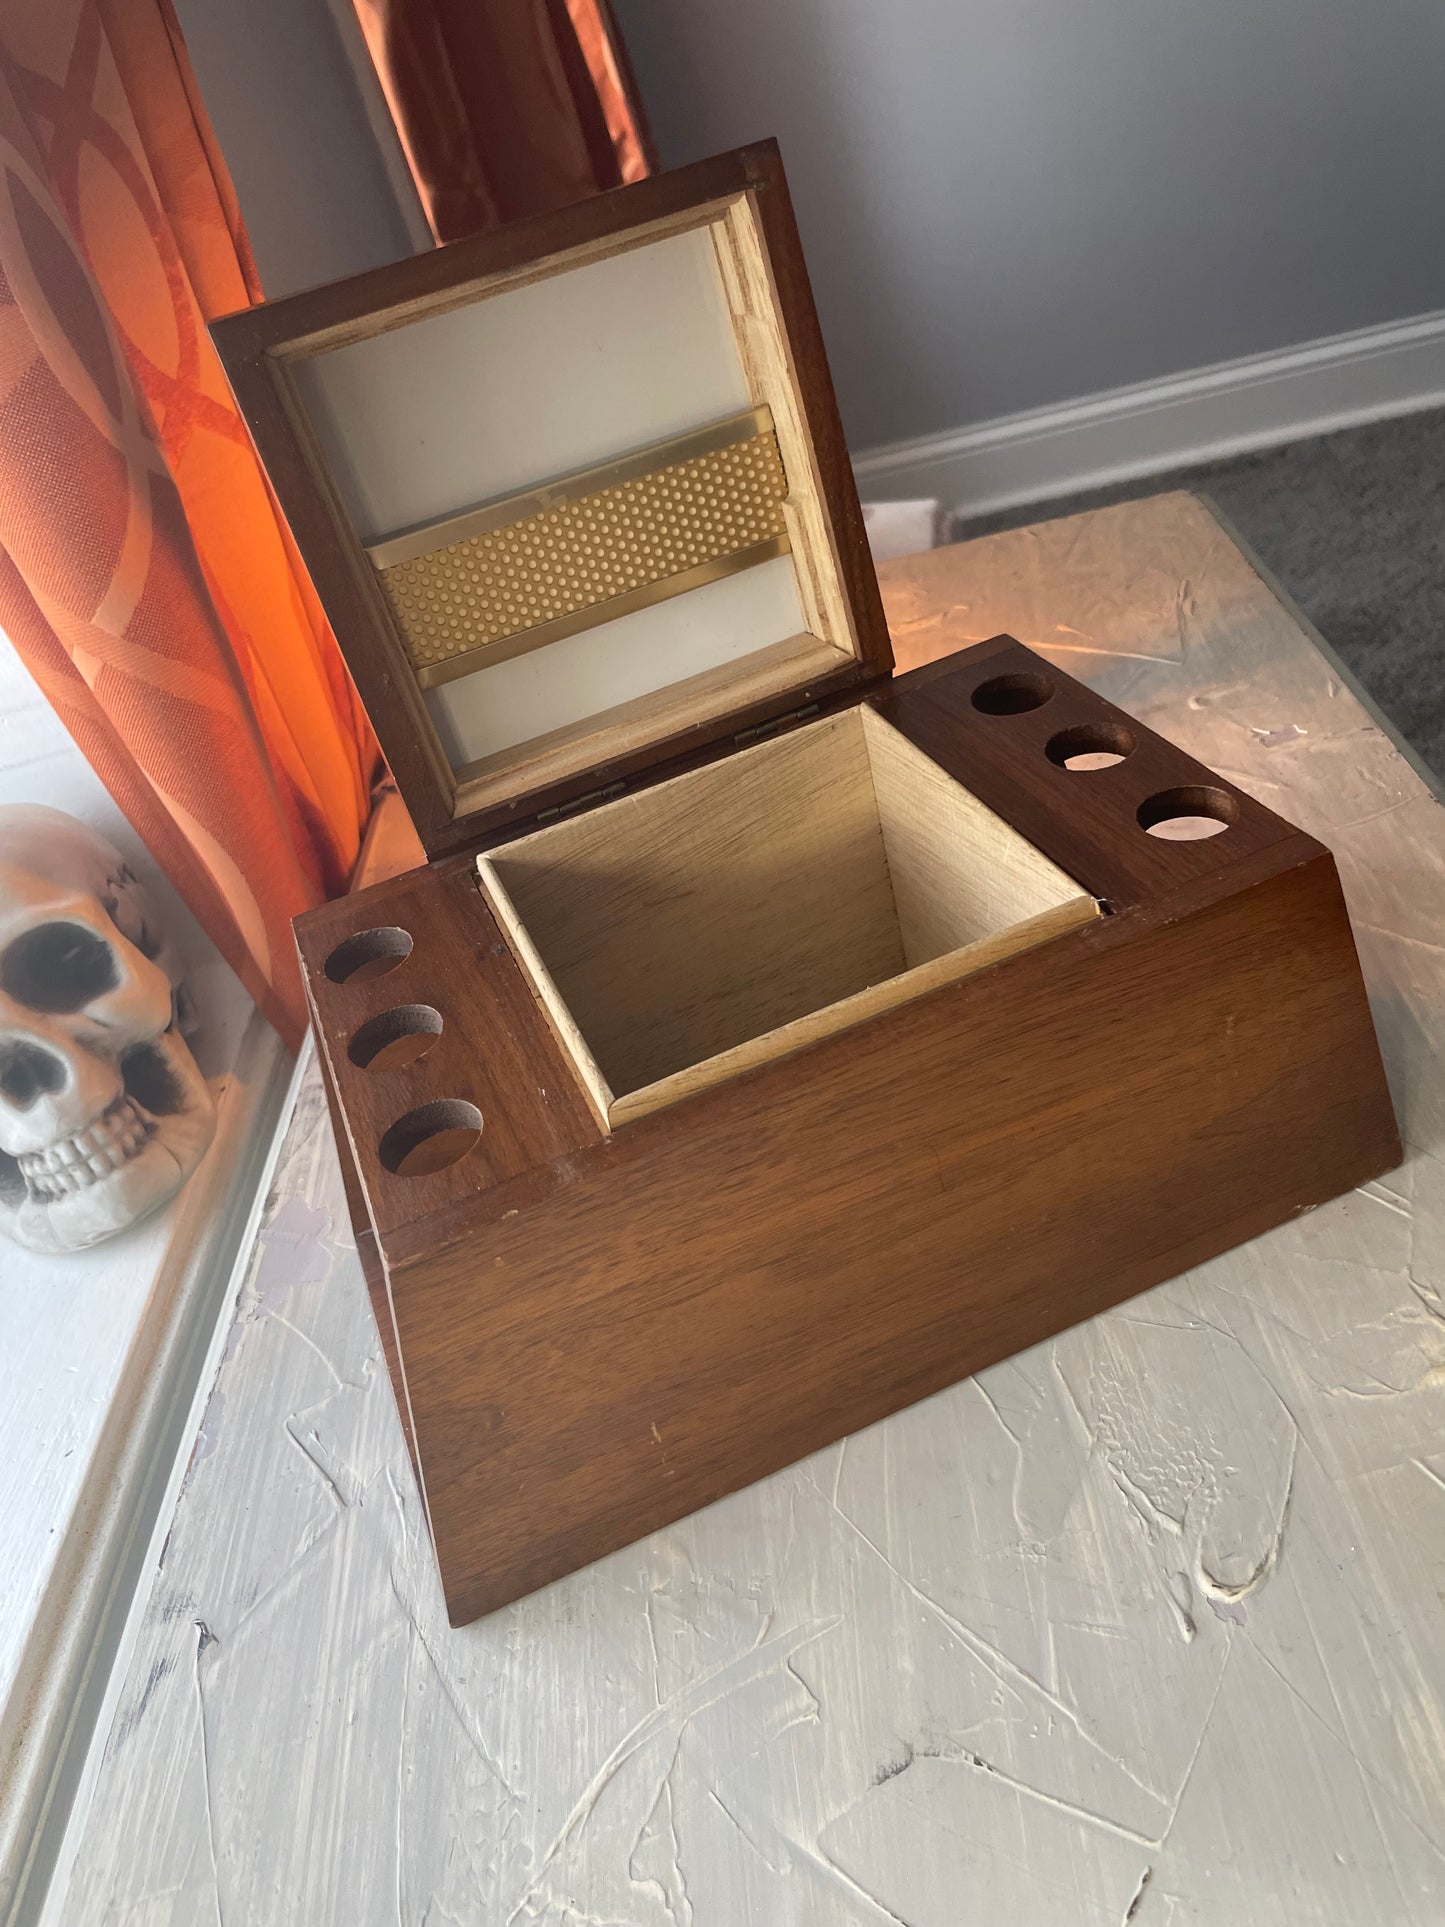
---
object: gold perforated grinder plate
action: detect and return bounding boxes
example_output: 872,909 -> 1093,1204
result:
368,410 -> 791,688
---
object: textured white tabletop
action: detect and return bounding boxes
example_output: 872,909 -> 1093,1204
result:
62,495 -> 1445,1924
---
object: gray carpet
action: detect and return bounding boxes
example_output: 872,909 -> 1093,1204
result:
953,406 -> 1445,780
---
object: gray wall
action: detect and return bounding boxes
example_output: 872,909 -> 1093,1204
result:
613,0 -> 1445,450
172,0 -> 419,298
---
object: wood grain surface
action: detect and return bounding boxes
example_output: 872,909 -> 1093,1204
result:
296,859 -> 602,1245
408,841 -> 1396,1622
298,640 -> 1396,1624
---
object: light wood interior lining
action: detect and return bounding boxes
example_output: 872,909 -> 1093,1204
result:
711,198 -> 857,660
859,706 -> 1079,964
477,709 -> 1098,1126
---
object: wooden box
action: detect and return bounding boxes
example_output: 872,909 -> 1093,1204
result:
213,145 -> 1399,1625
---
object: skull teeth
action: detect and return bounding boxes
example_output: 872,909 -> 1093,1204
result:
18,1095 -> 156,1199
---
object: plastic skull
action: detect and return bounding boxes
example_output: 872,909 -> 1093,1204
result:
0,806 -> 216,1253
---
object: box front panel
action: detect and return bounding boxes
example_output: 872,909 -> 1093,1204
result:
398,850 -> 1397,1622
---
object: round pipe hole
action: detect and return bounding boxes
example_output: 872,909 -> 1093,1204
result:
971,671 -> 1055,716
1046,722 -> 1135,771
325,926 -> 413,985
1137,785 -> 1236,841
379,1099 -> 483,1177
348,1004 -> 443,1072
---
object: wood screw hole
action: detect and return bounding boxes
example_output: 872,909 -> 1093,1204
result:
348,1004 -> 442,1072
1138,786 -> 1235,841
1047,723 -> 1134,771
971,672 -> 1055,715
379,1099 -> 483,1177
325,926 -> 413,984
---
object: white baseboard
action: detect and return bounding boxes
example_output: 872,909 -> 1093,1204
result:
852,308 -> 1445,519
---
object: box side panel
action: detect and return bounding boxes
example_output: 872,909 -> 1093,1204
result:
392,850 -> 1398,1622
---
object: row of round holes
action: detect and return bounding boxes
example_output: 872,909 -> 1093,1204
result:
324,929 -> 482,1176
970,672 -> 1234,840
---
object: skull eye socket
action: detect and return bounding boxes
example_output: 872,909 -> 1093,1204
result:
0,1041 -> 66,1109
1,922 -> 118,1012
122,1041 -> 185,1115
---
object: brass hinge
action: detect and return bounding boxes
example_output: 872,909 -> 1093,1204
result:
734,703 -> 819,748
534,780 -> 626,826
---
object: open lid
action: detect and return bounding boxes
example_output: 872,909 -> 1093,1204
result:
212,143 -> 892,860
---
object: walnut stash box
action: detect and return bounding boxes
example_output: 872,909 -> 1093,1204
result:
213,144 -> 1399,1625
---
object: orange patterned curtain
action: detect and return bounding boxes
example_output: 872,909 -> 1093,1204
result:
0,0 -> 382,1047
351,0 -> 652,244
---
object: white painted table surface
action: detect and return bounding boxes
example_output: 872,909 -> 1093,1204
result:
59,494 -> 1445,1925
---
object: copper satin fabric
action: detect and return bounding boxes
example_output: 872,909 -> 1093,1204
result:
0,1 -> 381,1047
351,0 -> 650,243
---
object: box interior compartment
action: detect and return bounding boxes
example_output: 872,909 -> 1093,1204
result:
478,707 -> 1099,1127
288,204 -> 869,818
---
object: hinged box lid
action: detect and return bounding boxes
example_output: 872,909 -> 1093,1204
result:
211,142 -> 893,860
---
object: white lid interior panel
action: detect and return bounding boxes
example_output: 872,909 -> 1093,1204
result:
425,554 -> 807,771
292,227 -> 754,541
